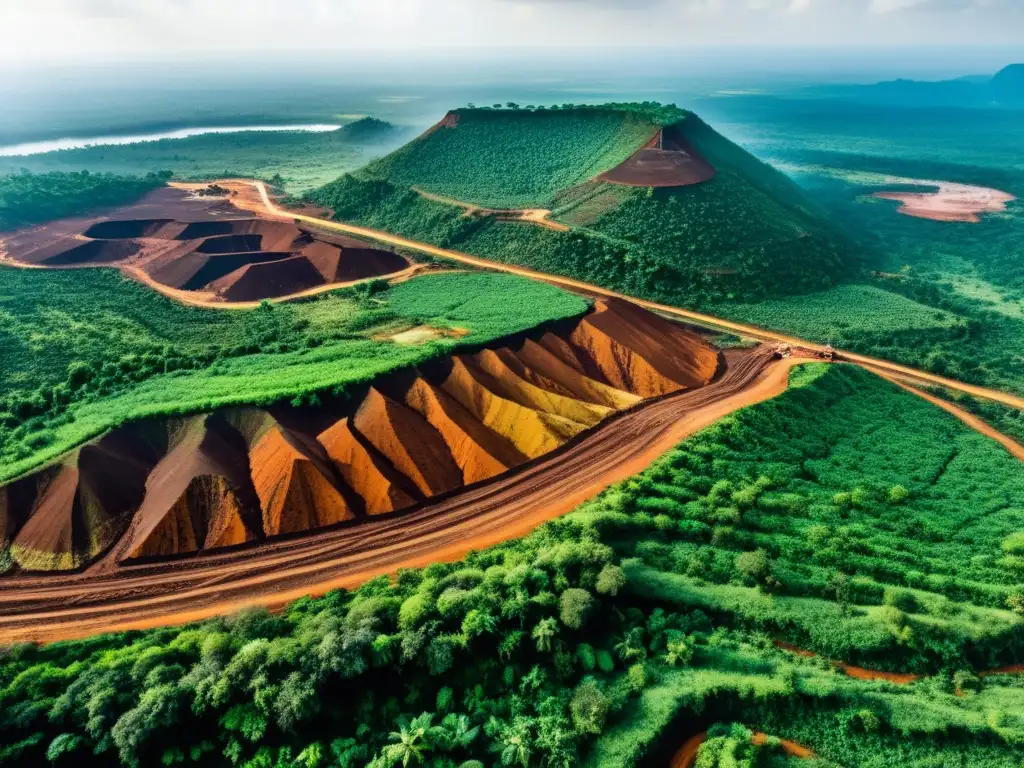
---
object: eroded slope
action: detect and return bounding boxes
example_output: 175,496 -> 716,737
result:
0,298 -> 719,571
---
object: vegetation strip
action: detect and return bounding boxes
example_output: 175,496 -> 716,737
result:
252,180 -> 1024,410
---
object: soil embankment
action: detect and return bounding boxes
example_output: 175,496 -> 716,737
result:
0,347 -> 792,643
599,125 -> 716,188
0,298 -> 719,577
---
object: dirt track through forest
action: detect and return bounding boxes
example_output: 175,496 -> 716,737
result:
244,181 -> 1024,411
0,350 -> 800,643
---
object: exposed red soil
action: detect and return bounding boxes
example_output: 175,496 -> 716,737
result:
249,427 -> 355,536
400,377 -> 526,484
599,126 -> 716,188
105,416 -> 263,563
353,388 -> 464,497
570,298 -> 720,397
0,348 -> 797,642
872,179 -> 1015,223
207,255 -> 329,302
1,299 -> 717,573
670,732 -> 707,768
318,418 -> 419,514
0,185 -> 409,303
775,641 -> 921,685
8,429 -> 162,571
751,732 -> 816,758
670,729 -> 815,767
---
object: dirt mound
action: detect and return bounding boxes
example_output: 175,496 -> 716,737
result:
598,125 -> 716,188
352,388 -> 462,497
440,357 -> 584,458
401,377 -> 526,484
302,239 -> 410,282
8,428 -> 163,570
111,415 -> 262,562
470,349 -> 612,427
0,298 -> 722,572
150,250 -> 295,291
207,256 -> 328,301
83,219 -> 174,239
195,234 -> 264,254
514,338 -> 641,409
249,426 -> 356,535
318,418 -> 418,514
3,191 -> 407,302
42,239 -> 140,266
569,298 -> 719,397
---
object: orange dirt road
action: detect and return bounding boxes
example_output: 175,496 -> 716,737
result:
0,351 -> 800,644
871,370 -> 1024,462
671,731 -> 814,767
249,181 -> 1024,411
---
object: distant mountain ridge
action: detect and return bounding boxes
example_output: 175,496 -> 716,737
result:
813,63 -> 1024,108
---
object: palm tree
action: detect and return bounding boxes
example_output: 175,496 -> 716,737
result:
384,714 -> 435,766
440,713 -> 480,750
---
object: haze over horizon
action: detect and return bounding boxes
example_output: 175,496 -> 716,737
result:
2,0 -> 1024,67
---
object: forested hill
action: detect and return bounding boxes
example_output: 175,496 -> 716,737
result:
310,103 -> 861,306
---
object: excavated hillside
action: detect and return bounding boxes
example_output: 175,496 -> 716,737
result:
4,198 -> 410,302
0,298 -> 719,572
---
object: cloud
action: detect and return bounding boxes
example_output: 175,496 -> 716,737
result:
1,0 -> 1022,64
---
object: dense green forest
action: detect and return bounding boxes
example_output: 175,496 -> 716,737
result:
0,170 -> 169,231
0,365 -> 1020,767
0,270 -> 586,482
0,120 -> 403,195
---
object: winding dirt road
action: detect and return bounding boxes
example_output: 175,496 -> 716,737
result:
247,181 -> 1024,411
0,350 -> 797,644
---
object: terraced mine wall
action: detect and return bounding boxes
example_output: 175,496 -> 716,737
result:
0,298 -> 720,572
6,214 -> 409,301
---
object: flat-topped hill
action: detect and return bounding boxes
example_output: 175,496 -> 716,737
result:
358,104 -> 679,209
310,103 -> 858,305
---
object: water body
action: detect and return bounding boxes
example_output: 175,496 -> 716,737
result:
0,124 -> 342,157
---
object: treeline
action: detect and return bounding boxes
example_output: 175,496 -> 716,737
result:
0,170 -> 170,230
0,364 -> 1021,767
456,101 -> 688,127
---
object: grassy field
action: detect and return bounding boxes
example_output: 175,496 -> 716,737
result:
0,270 -> 587,482
0,364 -> 1020,768
0,119 -> 406,195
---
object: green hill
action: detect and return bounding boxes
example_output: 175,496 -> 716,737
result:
310,103 -> 859,305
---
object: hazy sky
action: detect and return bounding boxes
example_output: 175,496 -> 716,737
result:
2,0 -> 1023,65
